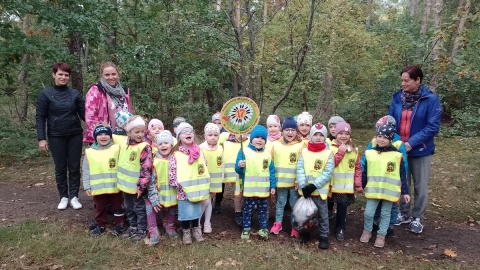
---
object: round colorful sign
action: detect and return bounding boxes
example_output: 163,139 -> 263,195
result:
220,97 -> 260,135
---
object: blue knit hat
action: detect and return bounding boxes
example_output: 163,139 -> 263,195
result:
282,117 -> 297,131
93,125 -> 112,140
249,125 -> 268,142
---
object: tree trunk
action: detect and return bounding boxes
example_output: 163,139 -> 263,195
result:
232,71 -> 239,97
229,0 -> 246,96
410,0 -> 418,17
246,0 -> 255,99
430,0 -> 443,93
420,0 -> 432,34
68,31 -> 84,93
315,69 -> 333,120
451,0 -> 470,60
365,0 -> 374,28
215,0 -> 222,11
18,15 -> 31,122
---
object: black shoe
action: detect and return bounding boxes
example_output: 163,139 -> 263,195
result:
88,220 -> 97,231
131,229 -> 147,242
90,226 -> 105,237
336,229 -> 345,241
299,231 -> 310,243
112,225 -> 125,237
234,212 -> 243,227
386,226 -> 394,237
214,203 -> 223,214
318,237 -> 329,249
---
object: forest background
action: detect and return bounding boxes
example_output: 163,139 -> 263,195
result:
0,0 -> 479,157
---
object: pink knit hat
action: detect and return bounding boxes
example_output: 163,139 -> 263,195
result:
148,119 -> 164,130
334,121 -> 351,137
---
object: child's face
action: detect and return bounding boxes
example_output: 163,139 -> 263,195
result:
179,128 -> 195,145
298,123 -> 311,136
251,137 -> 266,149
376,134 -> 390,147
311,132 -> 325,144
282,128 -> 297,142
158,142 -> 173,158
129,126 -> 145,143
149,125 -> 164,138
213,120 -> 223,131
329,124 -> 336,135
96,133 -> 111,146
336,131 -> 351,144
267,125 -> 280,136
205,131 -> 219,146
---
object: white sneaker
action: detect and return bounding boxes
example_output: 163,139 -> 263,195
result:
70,197 -> 82,210
57,197 -> 68,210
203,223 -> 212,234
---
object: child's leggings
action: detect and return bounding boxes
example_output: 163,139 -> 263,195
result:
201,195 -> 213,225
364,199 -> 393,235
335,202 -> 348,230
181,219 -> 199,229
242,197 -> 268,229
275,187 -> 298,222
145,198 -> 160,241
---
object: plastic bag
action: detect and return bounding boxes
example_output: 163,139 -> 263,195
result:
291,197 -> 318,232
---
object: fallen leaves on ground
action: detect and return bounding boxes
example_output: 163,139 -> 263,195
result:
443,249 -> 458,258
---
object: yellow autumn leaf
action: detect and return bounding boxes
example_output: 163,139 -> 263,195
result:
443,249 -> 458,258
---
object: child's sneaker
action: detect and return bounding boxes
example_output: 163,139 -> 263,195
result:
112,225 -> 124,237
241,229 -> 250,240
258,229 -> 269,241
123,227 -> 137,239
318,237 -> 329,249
269,222 -> 282,235
409,218 -> 424,234
374,234 -> 386,248
70,197 -> 82,210
192,227 -> 205,242
57,197 -> 68,210
90,226 -> 105,237
360,230 -> 371,243
203,223 -> 212,234
335,228 -> 345,241
394,213 -> 411,226
131,229 -> 146,242
290,228 -> 299,238
182,229 -> 192,245
165,225 -> 179,238
234,212 -> 243,227
214,203 -> 223,214
88,219 -> 97,231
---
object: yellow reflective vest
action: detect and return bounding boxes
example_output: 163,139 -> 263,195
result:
223,140 -> 246,184
272,140 -> 303,188
153,157 -> 178,207
117,142 -> 148,194
331,146 -> 358,194
174,151 -> 210,202
365,150 -> 402,202
84,144 -> 120,196
297,148 -> 331,200
200,145 -> 224,193
243,147 -> 272,198
112,134 -> 128,146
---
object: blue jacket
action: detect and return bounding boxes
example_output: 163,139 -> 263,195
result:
235,143 -> 276,190
389,84 -> 442,157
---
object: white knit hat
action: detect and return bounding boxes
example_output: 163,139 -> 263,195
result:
176,122 -> 194,139
155,130 -> 174,146
266,115 -> 280,126
211,112 -> 221,122
310,123 -> 328,138
327,116 -> 345,127
125,116 -> 146,132
297,112 -> 313,126
204,122 -> 220,135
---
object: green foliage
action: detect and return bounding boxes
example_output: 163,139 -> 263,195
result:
0,115 -> 38,158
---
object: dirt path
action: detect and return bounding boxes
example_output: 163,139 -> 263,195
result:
1,182 -> 478,264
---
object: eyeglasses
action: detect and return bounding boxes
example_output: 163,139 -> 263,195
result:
179,128 -> 194,134
283,129 -> 296,133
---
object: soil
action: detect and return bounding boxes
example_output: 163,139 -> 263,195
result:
1,180 -> 479,265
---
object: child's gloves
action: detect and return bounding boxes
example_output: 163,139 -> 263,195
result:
302,184 -> 317,198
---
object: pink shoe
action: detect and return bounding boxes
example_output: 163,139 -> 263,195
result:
270,222 -> 282,235
291,228 -> 299,238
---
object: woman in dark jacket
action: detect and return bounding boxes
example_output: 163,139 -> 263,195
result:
36,62 -> 85,210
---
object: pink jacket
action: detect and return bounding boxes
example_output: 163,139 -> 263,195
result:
83,84 -> 131,143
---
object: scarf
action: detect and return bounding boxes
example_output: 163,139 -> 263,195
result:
100,78 -> 126,108
401,86 -> 421,110
307,142 -> 326,152
268,133 -> 281,141
179,144 -> 201,164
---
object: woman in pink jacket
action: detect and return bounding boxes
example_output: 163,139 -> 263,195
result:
83,62 -> 132,143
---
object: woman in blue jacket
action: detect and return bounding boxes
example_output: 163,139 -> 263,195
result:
388,65 -> 442,234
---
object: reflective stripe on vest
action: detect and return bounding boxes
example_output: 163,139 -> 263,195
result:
85,145 -> 120,196
330,146 -> 358,194
112,134 -> 128,146
154,157 -> 178,207
297,148 -> 331,199
223,141 -> 244,183
273,140 -> 304,188
365,150 -> 402,202
243,148 -> 271,198
201,145 -> 224,193
175,151 -> 210,202
117,142 -> 148,194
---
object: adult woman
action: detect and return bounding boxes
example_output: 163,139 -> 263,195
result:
83,62 -> 131,144
389,65 -> 442,234
36,62 -> 85,210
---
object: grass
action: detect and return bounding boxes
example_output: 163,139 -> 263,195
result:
0,220 -> 473,270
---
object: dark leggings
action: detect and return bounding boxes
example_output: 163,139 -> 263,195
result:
335,202 -> 348,230
181,219 -> 199,229
215,183 -> 225,204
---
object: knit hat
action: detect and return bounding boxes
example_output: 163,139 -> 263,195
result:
328,116 -> 345,127
93,125 -> 112,140
334,121 -> 351,137
249,125 -> 268,142
211,112 -> 221,122
282,117 -> 297,130
155,130 -> 174,146
375,115 -> 396,130
172,117 -> 186,128
115,110 -> 133,129
310,123 -> 328,138
204,122 -> 220,135
176,122 -> 194,139
266,115 -> 281,127
297,112 -> 313,126
148,119 -> 164,131
377,123 -> 396,141
125,116 -> 146,132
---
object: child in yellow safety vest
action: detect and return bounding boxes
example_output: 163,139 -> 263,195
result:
199,123 -> 223,234
326,116 -> 345,220
296,112 -> 313,143
360,124 -> 410,248
270,117 -> 304,237
146,130 -> 179,245
117,115 -> 153,242
112,110 -> 132,146
235,125 -> 276,241
330,121 -> 363,241
169,122 -> 211,245
83,124 -> 124,237
265,114 -> 282,153
297,123 -> 334,249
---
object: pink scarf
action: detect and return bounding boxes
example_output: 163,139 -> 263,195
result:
268,133 -> 281,141
182,143 -> 200,164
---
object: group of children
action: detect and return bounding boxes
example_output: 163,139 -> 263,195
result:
81,109 -> 410,249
